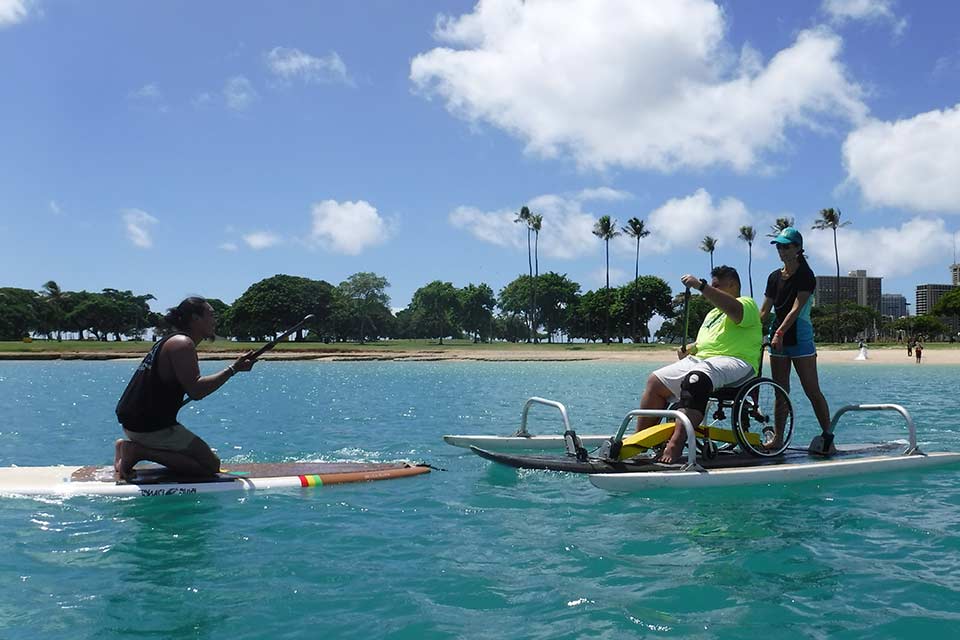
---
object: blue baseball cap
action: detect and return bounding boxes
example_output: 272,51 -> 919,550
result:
770,226 -> 803,249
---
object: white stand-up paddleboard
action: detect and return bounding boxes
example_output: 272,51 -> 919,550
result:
0,462 -> 430,498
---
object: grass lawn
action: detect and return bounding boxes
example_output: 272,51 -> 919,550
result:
3,339 -> 958,354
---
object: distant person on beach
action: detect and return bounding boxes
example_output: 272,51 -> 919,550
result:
637,266 -> 761,464
760,227 -> 834,453
915,339 -> 923,364
114,297 -> 256,480
907,339 -> 914,357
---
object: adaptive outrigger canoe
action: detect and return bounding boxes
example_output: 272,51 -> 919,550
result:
0,461 -> 431,498
461,398 -> 960,492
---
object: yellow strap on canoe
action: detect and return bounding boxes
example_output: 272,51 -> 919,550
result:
617,421 -> 761,459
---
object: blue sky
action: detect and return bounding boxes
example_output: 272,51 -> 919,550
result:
2,0 -> 959,320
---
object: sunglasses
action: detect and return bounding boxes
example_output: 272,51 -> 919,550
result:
775,243 -> 796,250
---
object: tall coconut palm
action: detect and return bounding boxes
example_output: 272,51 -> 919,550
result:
767,216 -> 795,238
812,207 -> 851,343
737,226 -> 756,297
700,235 -> 717,271
41,280 -> 65,341
622,217 -> 650,283
593,215 -> 620,344
514,205 -> 534,341
530,213 -> 543,342
623,217 -> 650,342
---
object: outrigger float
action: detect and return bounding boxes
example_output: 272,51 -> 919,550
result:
453,396 -> 960,492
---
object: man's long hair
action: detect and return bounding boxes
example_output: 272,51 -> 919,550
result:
164,297 -> 208,332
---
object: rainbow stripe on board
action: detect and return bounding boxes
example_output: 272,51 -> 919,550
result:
299,474 -> 323,487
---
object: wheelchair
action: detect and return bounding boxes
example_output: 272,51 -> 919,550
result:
614,366 -> 794,461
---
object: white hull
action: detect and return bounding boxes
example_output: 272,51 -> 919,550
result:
589,452 -> 960,492
443,434 -> 611,451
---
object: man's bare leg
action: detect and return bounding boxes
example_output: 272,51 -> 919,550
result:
657,408 -> 704,463
116,437 -> 221,480
637,374 -> 674,431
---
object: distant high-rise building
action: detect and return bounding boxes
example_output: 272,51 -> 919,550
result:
951,263 -> 960,286
915,284 -> 956,315
815,270 -> 882,312
916,283 -> 960,333
880,293 -> 907,319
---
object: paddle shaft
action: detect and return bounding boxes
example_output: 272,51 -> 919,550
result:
681,287 -> 691,350
248,314 -> 316,360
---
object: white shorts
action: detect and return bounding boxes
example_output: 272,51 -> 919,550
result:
652,356 -> 754,403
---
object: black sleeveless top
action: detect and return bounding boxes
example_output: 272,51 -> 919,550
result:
115,333 -> 187,432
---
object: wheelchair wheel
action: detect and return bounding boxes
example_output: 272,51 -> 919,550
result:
732,377 -> 793,457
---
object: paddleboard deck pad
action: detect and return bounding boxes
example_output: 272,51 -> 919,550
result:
0,462 -> 431,497
471,442 -> 905,474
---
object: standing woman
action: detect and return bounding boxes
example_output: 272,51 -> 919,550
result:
761,227 -> 834,453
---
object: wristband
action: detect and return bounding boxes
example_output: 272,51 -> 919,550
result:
698,278 -> 707,292
226,364 -> 237,376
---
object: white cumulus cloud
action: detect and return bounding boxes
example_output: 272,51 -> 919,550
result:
123,209 -> 158,248
822,0 -> 906,34
242,231 -> 282,250
411,0 -> 866,173
842,104 -> 960,213
0,0 -> 30,27
646,189 -> 751,255
309,199 -> 390,255
265,47 -> 352,85
224,76 -> 258,111
807,217 -> 954,278
449,190 -> 627,260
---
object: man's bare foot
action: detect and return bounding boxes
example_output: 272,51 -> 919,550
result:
656,441 -> 682,464
762,435 -> 784,452
114,439 -> 124,473
114,440 -> 136,481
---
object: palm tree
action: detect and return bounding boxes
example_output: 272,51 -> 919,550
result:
622,218 -> 650,283
593,215 -> 620,344
623,217 -> 650,342
41,280 -> 65,341
700,235 -> 717,271
812,208 -> 851,343
530,214 -> 542,277
767,217 -> 795,238
530,213 -> 543,342
737,226 -> 756,297
514,206 -> 534,341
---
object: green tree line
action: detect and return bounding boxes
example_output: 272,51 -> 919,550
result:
0,272 -> 675,344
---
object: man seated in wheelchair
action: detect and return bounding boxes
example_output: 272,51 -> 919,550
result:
640,266 -> 762,463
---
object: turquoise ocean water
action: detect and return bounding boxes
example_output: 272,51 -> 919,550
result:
1,359 -> 959,639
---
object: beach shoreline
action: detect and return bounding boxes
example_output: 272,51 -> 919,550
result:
0,346 -> 953,364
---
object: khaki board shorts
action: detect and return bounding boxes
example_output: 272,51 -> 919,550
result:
123,424 -> 198,452
652,355 -> 754,403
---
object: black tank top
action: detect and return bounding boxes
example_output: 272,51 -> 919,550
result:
115,333 -> 188,432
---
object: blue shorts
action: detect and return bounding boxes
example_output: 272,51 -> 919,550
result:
769,340 -> 816,359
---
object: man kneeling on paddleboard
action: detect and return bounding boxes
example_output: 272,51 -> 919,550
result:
114,297 -> 256,481
638,266 -> 762,464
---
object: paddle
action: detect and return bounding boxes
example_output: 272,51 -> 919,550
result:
247,313 -> 317,360
681,286 -> 691,352
180,314 -> 317,407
